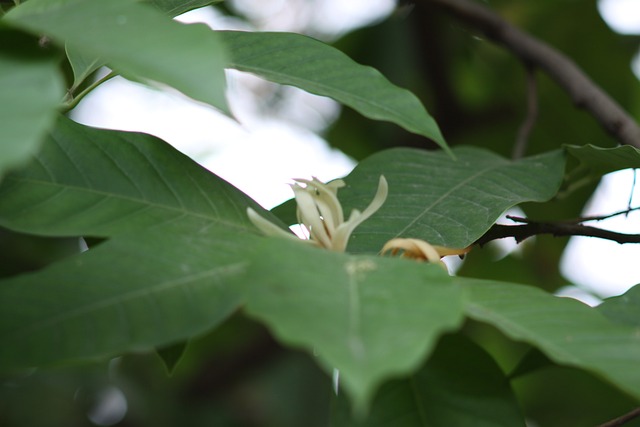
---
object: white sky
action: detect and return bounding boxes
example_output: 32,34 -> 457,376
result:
560,170 -> 640,299
599,0 -> 640,34
72,0 -> 640,301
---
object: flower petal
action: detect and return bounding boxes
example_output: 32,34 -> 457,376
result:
247,208 -> 312,244
294,177 -> 345,231
292,184 -> 332,248
331,175 -> 388,251
381,238 -> 441,262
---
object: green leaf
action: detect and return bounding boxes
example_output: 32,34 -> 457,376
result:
341,147 -> 565,253
220,31 -> 449,153
144,0 -> 223,16
459,279 -> 640,401
0,29 -> 64,178
156,340 -> 189,375
0,223 -> 256,370
65,44 -> 102,92
6,0 -> 228,112
64,1 -> 222,92
270,197 -> 298,226
507,348 -> 553,379
565,144 -> 640,176
244,239 -> 465,412
331,334 -> 525,426
561,145 -> 640,196
0,116 -> 268,237
598,284 -> 640,327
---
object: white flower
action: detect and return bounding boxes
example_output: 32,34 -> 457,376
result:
247,175 -> 388,252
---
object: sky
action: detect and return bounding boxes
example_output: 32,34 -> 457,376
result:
72,0 -> 640,304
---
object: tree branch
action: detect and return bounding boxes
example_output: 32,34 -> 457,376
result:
428,0 -> 640,149
597,407 -> 640,427
476,216 -> 640,246
517,207 -> 640,225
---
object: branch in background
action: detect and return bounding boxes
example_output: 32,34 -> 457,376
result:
628,169 -> 637,210
597,407 -> 640,427
429,0 -> 640,149
475,215 -> 640,246
512,64 -> 538,159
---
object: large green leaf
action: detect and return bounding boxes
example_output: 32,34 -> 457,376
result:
331,334 -> 525,426
5,0 -> 228,112
244,239 -> 465,412
0,223 -> 256,370
0,29 -> 64,177
339,147 -> 565,253
220,31 -> 448,153
460,279 -> 640,401
598,284 -> 640,327
0,116 -> 268,237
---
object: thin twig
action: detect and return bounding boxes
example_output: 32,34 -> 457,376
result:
597,407 -> 640,427
507,206 -> 640,225
628,169 -> 637,212
428,0 -> 640,149
62,71 -> 116,113
512,63 -> 538,159
476,218 -> 640,246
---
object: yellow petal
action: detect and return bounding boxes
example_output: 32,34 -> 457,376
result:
381,238 -> 441,262
380,237 -> 470,266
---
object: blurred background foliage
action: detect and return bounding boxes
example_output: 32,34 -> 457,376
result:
2,0 -> 640,426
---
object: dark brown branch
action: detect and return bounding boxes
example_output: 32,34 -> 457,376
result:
597,407 -> 640,427
513,64 -> 538,159
428,0 -> 640,149
475,219 -> 640,246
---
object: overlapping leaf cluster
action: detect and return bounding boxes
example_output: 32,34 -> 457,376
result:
1,0 -> 640,425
